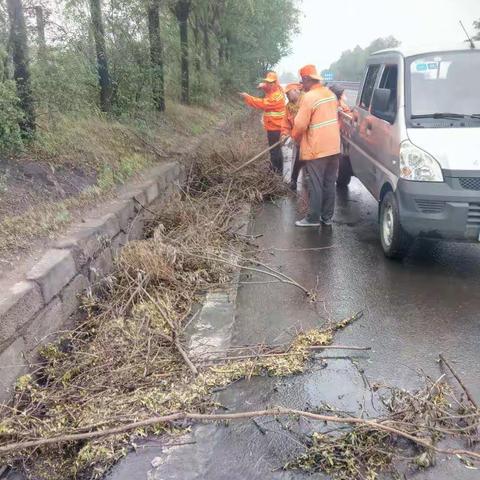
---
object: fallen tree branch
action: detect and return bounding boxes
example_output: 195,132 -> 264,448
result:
195,345 -> 371,363
439,354 -> 478,410
2,407 -> 480,461
134,280 -> 198,376
185,251 -> 311,296
309,345 -> 371,351
175,338 -> 198,375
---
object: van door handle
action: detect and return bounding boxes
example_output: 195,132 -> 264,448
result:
366,121 -> 373,133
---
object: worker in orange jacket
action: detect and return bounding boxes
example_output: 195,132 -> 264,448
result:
281,82 -> 302,137
240,72 -> 286,174
281,82 -> 303,189
292,65 -> 341,228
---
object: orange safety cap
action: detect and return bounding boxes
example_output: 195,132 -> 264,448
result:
299,64 -> 322,81
262,71 -> 278,83
285,82 -> 302,93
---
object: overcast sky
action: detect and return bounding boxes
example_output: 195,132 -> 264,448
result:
278,0 -> 479,74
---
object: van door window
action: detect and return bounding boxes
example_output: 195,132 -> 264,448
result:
377,65 -> 398,119
360,65 -> 380,110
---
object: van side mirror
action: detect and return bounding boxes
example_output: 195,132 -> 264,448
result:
371,88 -> 395,124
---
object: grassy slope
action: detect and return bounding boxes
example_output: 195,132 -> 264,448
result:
0,98 -> 243,270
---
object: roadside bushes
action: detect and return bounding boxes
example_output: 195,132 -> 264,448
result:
31,50 -> 99,119
0,79 -> 23,151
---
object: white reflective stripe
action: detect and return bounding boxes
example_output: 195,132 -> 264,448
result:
264,111 -> 285,117
312,96 -> 337,109
309,118 -> 338,129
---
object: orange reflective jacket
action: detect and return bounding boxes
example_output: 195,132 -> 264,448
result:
243,87 -> 286,131
292,83 -> 340,161
281,101 -> 300,137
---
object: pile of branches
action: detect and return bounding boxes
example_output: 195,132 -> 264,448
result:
2,118 -> 478,480
0,120 -> 293,479
286,378 -> 480,479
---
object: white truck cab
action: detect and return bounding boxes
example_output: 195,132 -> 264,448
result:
339,42 -> 480,258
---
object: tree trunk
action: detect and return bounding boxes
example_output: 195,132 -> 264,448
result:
218,36 -> 227,66
202,20 -> 211,71
174,0 -> 191,104
6,0 -> 35,134
210,0 -> 226,71
34,5 -> 46,57
88,0 -> 112,113
179,18 -> 189,103
192,14 -> 201,76
147,0 -> 165,112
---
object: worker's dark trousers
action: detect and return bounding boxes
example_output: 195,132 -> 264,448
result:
290,148 -> 305,190
267,130 -> 283,174
305,155 -> 340,222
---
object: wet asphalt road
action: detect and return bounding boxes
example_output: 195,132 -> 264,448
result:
107,178 -> 480,480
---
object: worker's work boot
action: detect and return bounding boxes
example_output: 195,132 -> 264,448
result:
295,217 -> 321,227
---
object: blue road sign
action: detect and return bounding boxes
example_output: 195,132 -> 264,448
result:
323,71 -> 334,82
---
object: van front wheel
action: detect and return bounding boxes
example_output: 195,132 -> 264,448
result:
379,192 -> 412,259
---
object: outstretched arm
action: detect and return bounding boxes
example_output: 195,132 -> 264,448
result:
240,91 -> 284,112
241,93 -> 266,110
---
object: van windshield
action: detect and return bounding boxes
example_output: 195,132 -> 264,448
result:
407,51 -> 480,126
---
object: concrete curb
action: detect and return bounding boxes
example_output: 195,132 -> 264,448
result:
0,162 -> 186,402
187,204 -> 252,356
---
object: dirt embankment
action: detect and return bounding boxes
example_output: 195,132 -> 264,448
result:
0,99 -> 245,279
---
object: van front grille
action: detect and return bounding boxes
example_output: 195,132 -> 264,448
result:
415,200 -> 445,214
468,203 -> 480,226
459,177 -> 480,191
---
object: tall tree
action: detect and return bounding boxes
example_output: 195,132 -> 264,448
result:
210,0 -> 226,68
191,9 -> 201,76
200,4 -> 211,71
6,0 -> 35,134
34,5 -> 46,56
89,0 -> 112,112
173,0 -> 191,104
147,0 -> 165,112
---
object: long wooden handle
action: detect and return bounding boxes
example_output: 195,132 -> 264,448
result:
232,138 -> 287,174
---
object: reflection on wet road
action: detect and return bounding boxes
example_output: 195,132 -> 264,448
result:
107,178 -> 480,480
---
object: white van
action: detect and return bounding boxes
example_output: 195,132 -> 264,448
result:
339,42 -> 480,258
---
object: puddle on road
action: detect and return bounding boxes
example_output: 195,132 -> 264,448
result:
106,358 -> 374,480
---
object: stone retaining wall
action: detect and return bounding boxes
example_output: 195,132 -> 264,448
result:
0,162 -> 185,403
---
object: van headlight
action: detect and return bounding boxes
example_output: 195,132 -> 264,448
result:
399,141 -> 443,182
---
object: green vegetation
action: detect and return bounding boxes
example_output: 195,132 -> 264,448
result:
0,0 -> 299,151
0,0 -> 299,259
322,36 -> 400,82
0,78 -> 23,151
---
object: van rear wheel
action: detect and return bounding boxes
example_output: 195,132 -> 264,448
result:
380,191 -> 412,259
337,155 -> 352,187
